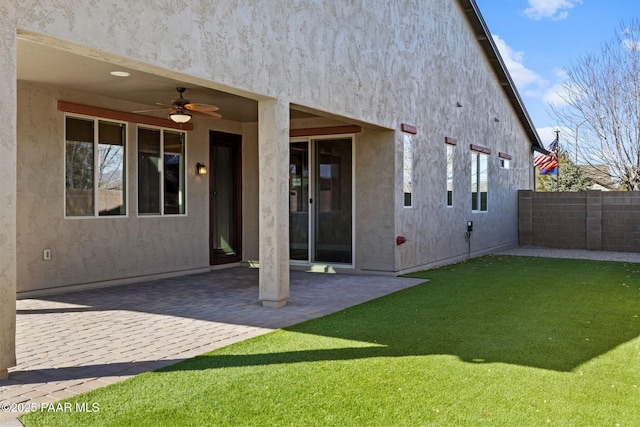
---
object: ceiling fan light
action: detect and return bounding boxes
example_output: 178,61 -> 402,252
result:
169,112 -> 192,123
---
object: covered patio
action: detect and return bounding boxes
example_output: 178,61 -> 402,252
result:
0,269 -> 423,422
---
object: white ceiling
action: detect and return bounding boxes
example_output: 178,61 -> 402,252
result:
17,38 -> 315,123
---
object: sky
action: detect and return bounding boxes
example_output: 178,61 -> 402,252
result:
474,0 -> 639,145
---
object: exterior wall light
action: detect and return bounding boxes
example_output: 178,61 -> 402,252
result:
196,163 -> 207,176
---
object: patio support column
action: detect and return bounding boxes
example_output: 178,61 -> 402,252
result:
257,98 -> 290,307
0,13 -> 18,379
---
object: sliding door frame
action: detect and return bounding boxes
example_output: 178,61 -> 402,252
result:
289,133 -> 356,268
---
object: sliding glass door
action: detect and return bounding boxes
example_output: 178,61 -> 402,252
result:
289,137 -> 353,265
289,142 -> 309,261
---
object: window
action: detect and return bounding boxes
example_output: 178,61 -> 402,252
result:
403,134 -> 413,207
138,127 -> 186,215
446,145 -> 453,206
471,151 -> 488,212
65,116 -> 126,217
499,152 -> 512,169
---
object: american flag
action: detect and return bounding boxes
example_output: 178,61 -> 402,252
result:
534,134 -> 559,175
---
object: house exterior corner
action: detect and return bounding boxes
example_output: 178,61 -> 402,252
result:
1,0 -> 539,372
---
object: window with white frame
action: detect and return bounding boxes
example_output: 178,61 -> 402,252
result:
446,145 -> 454,206
471,150 -> 488,212
138,127 -> 186,215
65,116 -> 126,217
499,152 -> 512,169
403,133 -> 413,207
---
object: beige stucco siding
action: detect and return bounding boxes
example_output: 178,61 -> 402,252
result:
12,1 -> 480,130
0,2 -> 18,374
0,0 -> 540,372
16,82 -> 255,293
241,122 -> 260,263
355,130 -> 397,272
392,1 -> 533,272
7,0 -> 530,282
11,0 -> 533,281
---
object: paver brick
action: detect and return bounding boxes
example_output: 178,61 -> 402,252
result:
3,268 -> 423,413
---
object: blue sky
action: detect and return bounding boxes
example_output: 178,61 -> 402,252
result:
474,0 -> 639,144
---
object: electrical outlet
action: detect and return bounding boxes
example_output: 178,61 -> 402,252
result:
43,249 -> 51,261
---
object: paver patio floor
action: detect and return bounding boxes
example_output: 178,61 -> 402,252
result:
0,267 -> 424,423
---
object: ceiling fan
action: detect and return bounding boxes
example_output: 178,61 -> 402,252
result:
134,87 -> 221,123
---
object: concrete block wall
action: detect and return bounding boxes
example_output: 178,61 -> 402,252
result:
586,190 -> 602,251
518,190 -> 640,253
601,192 -> 640,252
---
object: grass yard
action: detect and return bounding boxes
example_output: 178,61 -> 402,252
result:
21,255 -> 640,426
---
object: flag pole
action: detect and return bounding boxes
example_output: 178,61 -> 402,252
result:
555,130 -> 560,192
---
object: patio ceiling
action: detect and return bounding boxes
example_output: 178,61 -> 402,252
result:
16,38 -> 315,123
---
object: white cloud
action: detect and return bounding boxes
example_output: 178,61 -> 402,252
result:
524,0 -> 582,21
492,34 -> 547,93
536,126 -> 562,144
543,82 -> 567,106
542,69 -> 569,106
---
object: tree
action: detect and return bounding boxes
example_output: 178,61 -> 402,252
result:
536,149 -> 593,192
551,19 -> 640,190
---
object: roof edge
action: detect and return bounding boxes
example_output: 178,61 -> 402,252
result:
456,0 -> 543,149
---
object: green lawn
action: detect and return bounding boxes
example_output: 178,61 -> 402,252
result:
22,256 -> 640,426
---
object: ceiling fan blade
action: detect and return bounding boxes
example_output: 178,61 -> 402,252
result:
193,110 -> 222,119
133,107 -> 169,113
185,103 -> 219,112
135,88 -> 221,119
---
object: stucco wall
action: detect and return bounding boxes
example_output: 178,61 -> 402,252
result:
11,1 -> 505,130
16,82 -> 253,293
0,2 -> 17,374
391,1 -> 532,273
9,0 -> 534,279
1,0 -> 539,374
241,122 -> 260,263
356,130 -> 397,272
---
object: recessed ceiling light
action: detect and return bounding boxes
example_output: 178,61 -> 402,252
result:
110,71 -> 130,77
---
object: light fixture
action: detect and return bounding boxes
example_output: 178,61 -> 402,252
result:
169,109 -> 192,123
110,71 -> 130,77
196,163 -> 207,175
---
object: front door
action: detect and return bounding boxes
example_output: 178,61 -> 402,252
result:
289,137 -> 353,264
210,131 -> 242,265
